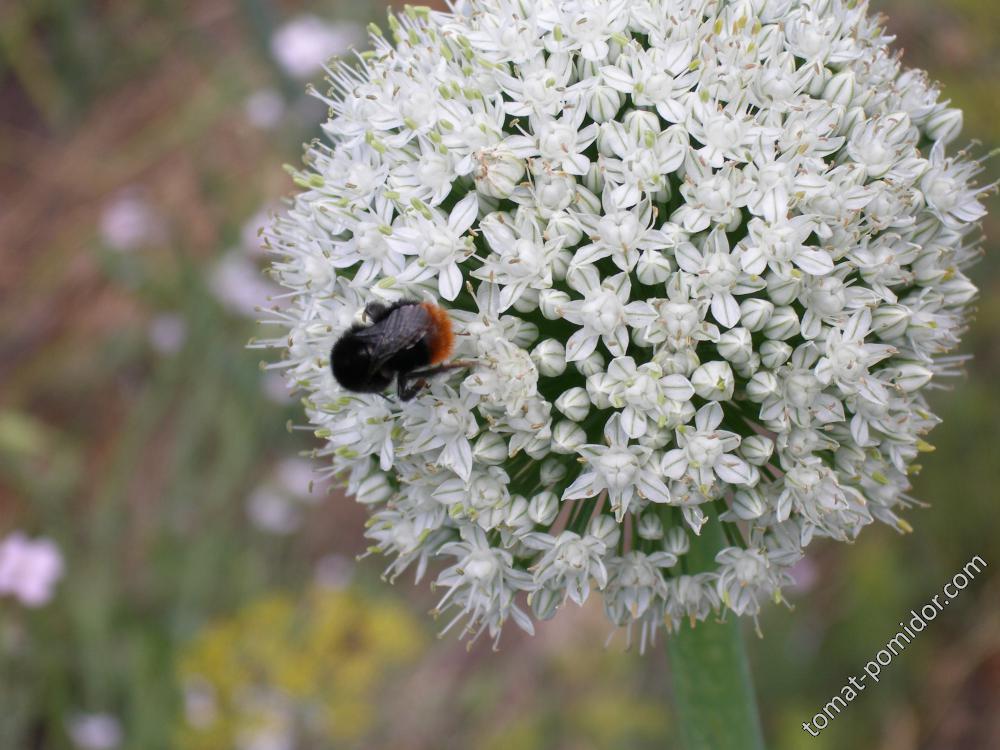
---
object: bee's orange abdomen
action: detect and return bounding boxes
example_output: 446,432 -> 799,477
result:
421,302 -> 455,364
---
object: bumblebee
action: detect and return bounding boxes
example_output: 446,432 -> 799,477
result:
331,300 -> 471,401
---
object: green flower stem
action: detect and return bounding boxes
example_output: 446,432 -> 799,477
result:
667,516 -> 766,750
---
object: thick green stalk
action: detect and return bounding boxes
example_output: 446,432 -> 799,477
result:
667,517 -> 766,750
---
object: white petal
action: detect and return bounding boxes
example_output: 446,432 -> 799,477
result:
711,293 -> 741,328
565,329 -> 599,362
448,193 -> 479,233
794,249 -> 834,276
438,262 -> 463,301
636,469 -> 671,504
661,449 -> 688,479
715,454 -> 753,485
563,470 -> 601,500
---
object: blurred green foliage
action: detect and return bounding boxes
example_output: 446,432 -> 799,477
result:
0,1 -> 997,749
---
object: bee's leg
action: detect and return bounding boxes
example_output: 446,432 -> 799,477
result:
396,361 -> 476,401
408,360 -> 476,382
363,301 -> 390,323
397,376 -> 427,401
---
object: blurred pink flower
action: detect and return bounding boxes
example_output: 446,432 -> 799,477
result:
244,89 -> 285,130
67,713 -> 122,750
0,532 -> 64,607
269,15 -> 362,78
314,554 -> 354,590
147,313 -> 187,355
246,487 -> 301,535
241,205 -> 275,256
274,457 -> 324,499
261,373 -> 294,405
210,252 -> 281,316
99,190 -> 162,252
788,557 -> 819,594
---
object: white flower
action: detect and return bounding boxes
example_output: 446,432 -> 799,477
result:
662,402 -> 754,489
559,266 -> 656,361
525,530 -> 608,607
0,532 -> 64,607
265,0 -> 988,646
563,413 -> 670,521
675,228 -> 765,328
434,526 -> 536,645
389,193 -> 479,301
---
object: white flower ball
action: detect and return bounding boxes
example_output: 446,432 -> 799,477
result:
265,0 -> 988,647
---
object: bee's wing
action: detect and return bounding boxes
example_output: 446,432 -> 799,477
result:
354,304 -> 431,372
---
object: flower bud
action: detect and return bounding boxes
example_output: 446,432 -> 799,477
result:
691,360 -> 735,401
763,306 -> 799,340
512,287 -> 540,314
822,69 -> 855,108
656,348 -> 700,376
938,276 -> 977,307
539,458 -> 567,487
555,387 -> 591,422
637,512 -> 664,540
575,349 -> 605,377
528,490 -> 560,525
473,431 -> 509,464
583,162 -> 604,195
551,420 -> 587,454
530,586 -> 560,620
740,298 -> 774,332
474,147 -> 526,198
586,373 -> 612,409
531,338 -> 567,376
623,109 -> 661,139
588,85 -> 623,123
925,107 -> 963,144
718,327 -> 753,364
635,249 -> 672,285
551,248 -> 574,280
894,363 -> 933,392
534,172 -> 576,215
663,526 -> 689,557
588,513 -> 621,549
758,339 -> 792,369
740,434 -> 774,465
746,371 -> 779,402
766,273 -> 801,306
356,471 -> 393,505
538,288 -> 571,319
506,495 -> 531,530
731,488 -> 767,520
733,353 -> 761,379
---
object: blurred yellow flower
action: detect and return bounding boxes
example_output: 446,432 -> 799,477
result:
176,587 -> 423,749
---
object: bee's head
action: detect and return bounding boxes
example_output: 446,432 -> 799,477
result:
330,331 -> 392,394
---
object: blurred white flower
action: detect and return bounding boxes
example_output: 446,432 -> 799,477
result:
264,0 -> 988,645
261,373 -> 294,405
270,15 -> 363,78
0,531 -> 63,607
241,205 -> 276,256
246,487 -> 301,535
246,459 -> 327,535
210,252 -> 280,316
67,713 -> 122,750
183,678 -> 218,729
313,554 -> 354,590
147,313 -> 187,355
244,89 -> 285,130
99,190 -> 161,251
274,457 -> 323,499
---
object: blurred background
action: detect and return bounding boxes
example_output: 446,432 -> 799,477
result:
0,1 -> 997,748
